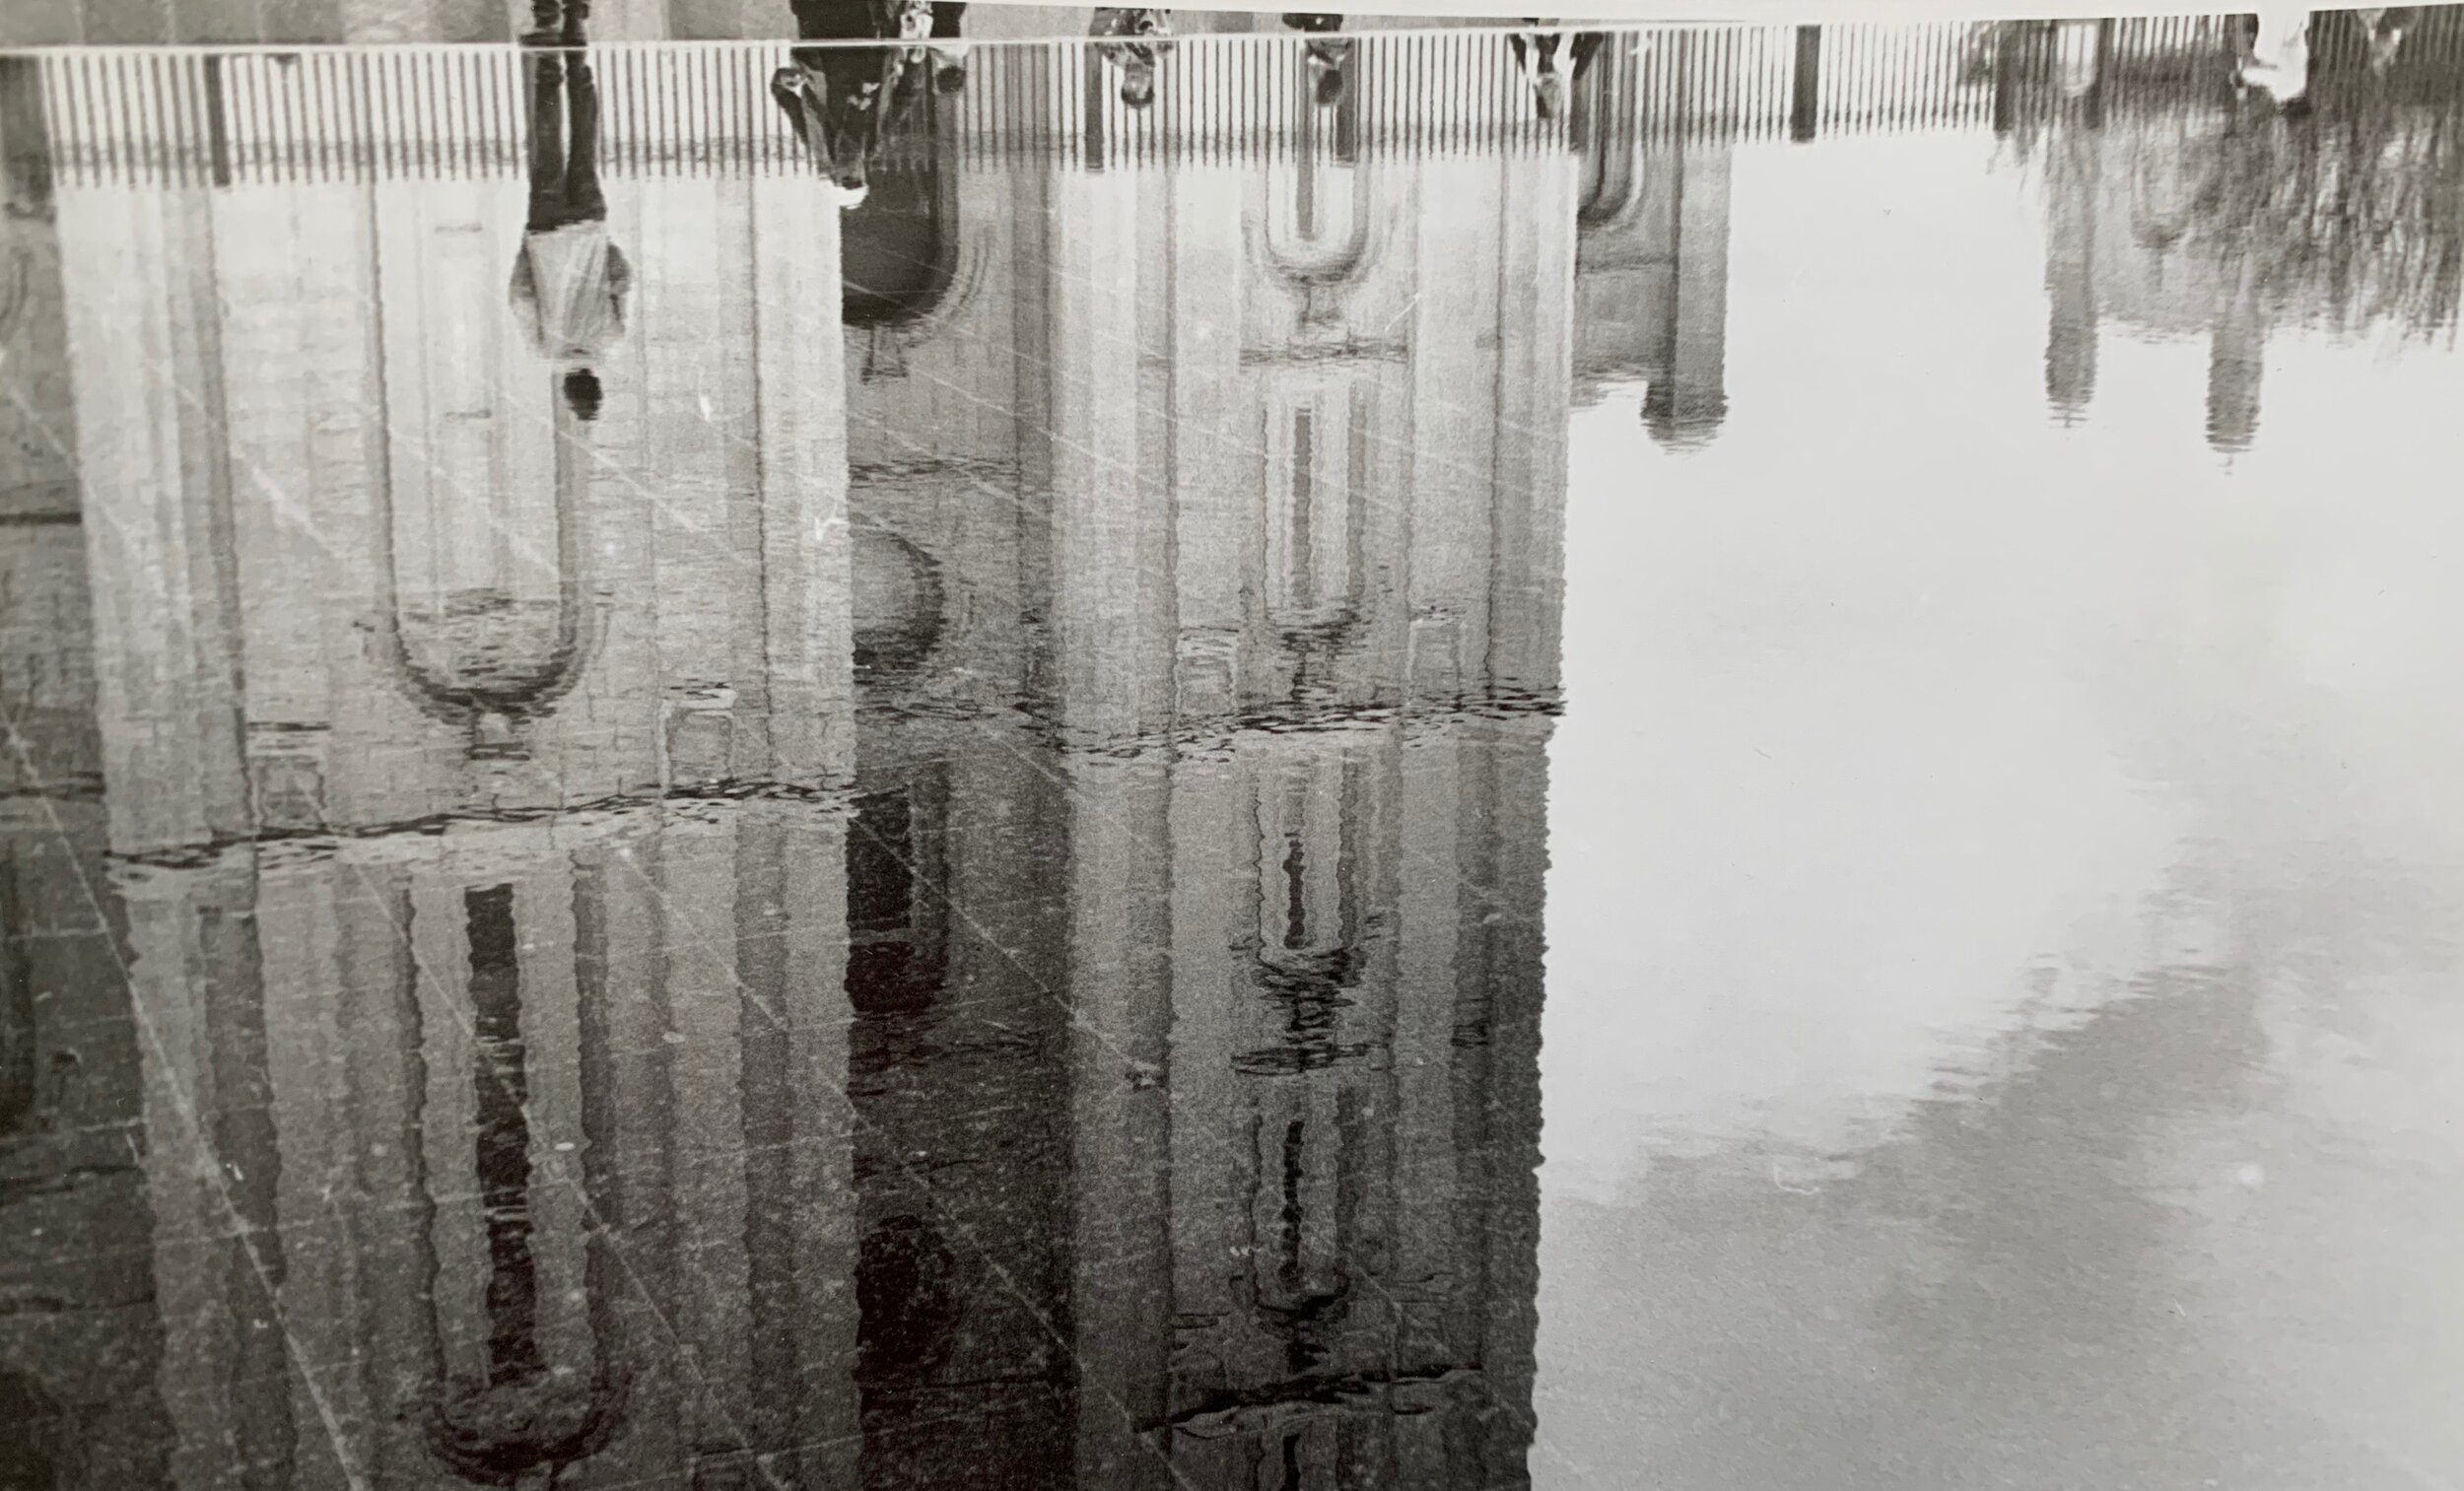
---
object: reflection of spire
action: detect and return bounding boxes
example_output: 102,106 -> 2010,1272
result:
2207,301 -> 2265,455
2044,126 -> 2099,424
1641,142 -> 1732,450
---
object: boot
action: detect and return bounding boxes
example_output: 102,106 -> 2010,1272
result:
521,0 -> 562,45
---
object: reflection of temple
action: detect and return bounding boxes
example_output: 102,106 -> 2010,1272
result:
2028,71 -> 2464,451
5,55 -> 1566,1491
1570,34 -> 1734,445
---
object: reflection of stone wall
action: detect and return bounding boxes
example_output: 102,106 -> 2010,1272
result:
1039,148 -> 1575,747
0,796 -> 164,1491
1062,717 -> 1552,1490
52,169 -> 855,857
18,55 -> 1569,1488
32,154 -> 865,1490
821,125 -> 1568,1486
118,803 -> 856,1490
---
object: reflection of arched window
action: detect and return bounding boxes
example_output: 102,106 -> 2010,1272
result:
1262,390 -> 1367,649
852,523 -> 947,685
841,90 -> 987,380
0,862 -> 34,1140
1237,755 -> 1369,1076
1579,137 -> 1641,234
1228,751 -> 1371,1379
846,779 -> 949,1024
423,884 -> 627,1487
374,395 -> 597,753
1255,102 -> 1380,325
856,1213 -> 963,1381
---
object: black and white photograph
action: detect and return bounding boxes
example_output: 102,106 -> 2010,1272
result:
0,1 -> 2460,1487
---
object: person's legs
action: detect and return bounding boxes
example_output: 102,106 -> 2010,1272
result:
525,54 -> 570,232
926,0 -> 967,92
564,53 -> 605,223
791,0 -> 877,42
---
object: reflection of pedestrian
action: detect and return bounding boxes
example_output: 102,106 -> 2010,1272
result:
1091,8 -> 1174,110
509,43 -> 630,422
1284,13 -> 1351,108
2235,2 -> 2313,110
1508,24 -> 1604,121
522,0 -> 588,46
775,0 -> 958,205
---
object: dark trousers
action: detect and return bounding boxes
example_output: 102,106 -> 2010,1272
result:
530,0 -> 590,30
788,0 -> 963,41
526,54 -> 605,232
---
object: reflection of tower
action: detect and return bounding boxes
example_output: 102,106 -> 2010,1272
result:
1026,103 -> 1570,1487
1572,33 -> 1733,446
2018,105 -> 2351,454
2043,122 -> 2100,423
823,60 -> 1568,1481
116,802 -> 859,1491
831,98 -> 1079,1487
40,68 -> 865,1486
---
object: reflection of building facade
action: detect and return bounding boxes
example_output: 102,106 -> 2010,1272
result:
1571,34 -> 1734,446
2027,81 -> 2464,451
836,110 -> 1567,1486
6,53 -> 1567,1491
0,61 -> 167,1489
55,166 -> 854,850
33,158 -> 863,1489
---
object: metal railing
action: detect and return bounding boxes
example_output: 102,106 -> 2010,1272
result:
11,19 -> 2463,187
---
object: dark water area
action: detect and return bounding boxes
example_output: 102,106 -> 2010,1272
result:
1,17 -> 2461,1490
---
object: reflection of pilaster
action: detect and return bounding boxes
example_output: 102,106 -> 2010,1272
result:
120,851 -> 301,1490
638,175 -> 856,790
1639,145 -> 1731,453
747,179 -> 857,789
57,186 -> 251,856
1165,166 -> 1250,723
2044,129 -> 2099,423
1490,152 -> 1576,699
1063,755 -> 1177,1490
1407,160 -> 1505,703
1049,167 -> 1172,747
2207,278 -> 2265,455
847,744 -> 1073,1488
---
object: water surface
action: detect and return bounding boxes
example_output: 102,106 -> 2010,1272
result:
2,20 -> 2461,1489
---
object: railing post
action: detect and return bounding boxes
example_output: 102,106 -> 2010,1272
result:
1789,24 -> 1819,141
